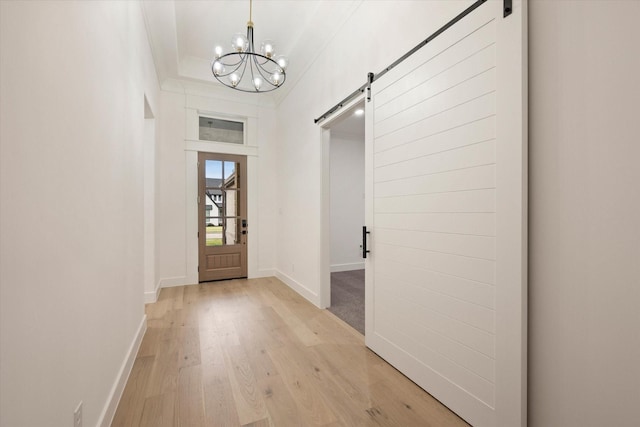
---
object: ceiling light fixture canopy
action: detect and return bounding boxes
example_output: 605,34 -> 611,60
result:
211,0 -> 288,93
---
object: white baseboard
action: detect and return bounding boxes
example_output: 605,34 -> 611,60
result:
274,270 -> 320,308
330,262 -> 365,273
144,281 -> 162,304
250,268 -> 275,279
98,315 -> 147,427
158,276 -> 190,289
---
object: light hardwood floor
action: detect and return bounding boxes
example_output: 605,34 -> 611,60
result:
112,277 -> 468,426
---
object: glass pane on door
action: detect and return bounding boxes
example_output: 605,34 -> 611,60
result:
204,165 -> 241,247
205,160 -> 222,179
223,161 -> 238,188
204,217 -> 240,246
205,160 -> 224,213
224,217 -> 239,245
220,189 -> 239,217
205,219 -> 223,246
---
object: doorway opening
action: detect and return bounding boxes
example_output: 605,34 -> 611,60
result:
198,152 -> 248,282
321,99 -> 366,334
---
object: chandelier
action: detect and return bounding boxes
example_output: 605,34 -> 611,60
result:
211,0 -> 288,93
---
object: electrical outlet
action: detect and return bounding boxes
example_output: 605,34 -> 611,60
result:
73,401 -> 82,427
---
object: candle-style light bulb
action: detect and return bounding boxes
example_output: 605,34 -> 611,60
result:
275,55 -> 288,71
229,73 -> 240,87
212,61 -> 224,76
231,33 -> 248,52
253,77 -> 263,91
261,40 -> 275,58
213,45 -> 224,59
272,71 -> 282,86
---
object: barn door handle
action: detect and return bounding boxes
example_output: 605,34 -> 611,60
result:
504,0 -> 512,17
362,226 -> 371,259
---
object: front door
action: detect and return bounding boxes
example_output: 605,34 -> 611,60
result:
198,152 -> 247,282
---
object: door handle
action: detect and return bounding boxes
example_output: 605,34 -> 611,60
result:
362,226 -> 371,259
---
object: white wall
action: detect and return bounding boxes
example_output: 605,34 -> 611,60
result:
275,0 -> 469,305
155,85 -> 277,288
330,132 -> 365,272
528,1 -> 640,426
0,1 -> 159,426
156,90 -> 188,285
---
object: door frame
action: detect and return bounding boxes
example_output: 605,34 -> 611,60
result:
143,94 -> 158,303
319,93 -> 366,309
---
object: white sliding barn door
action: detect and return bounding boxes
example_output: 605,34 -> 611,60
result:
364,1 -> 526,426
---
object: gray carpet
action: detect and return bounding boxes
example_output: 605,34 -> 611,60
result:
328,269 -> 365,335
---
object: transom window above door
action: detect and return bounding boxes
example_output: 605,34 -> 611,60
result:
198,116 -> 244,144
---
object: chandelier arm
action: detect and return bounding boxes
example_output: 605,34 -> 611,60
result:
211,53 -> 245,78
219,54 -> 245,67
253,58 -> 279,88
251,53 -> 274,89
248,50 -> 264,92
212,53 -> 285,91
236,51 -> 250,87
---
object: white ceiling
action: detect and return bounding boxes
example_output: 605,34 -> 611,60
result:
142,0 -> 361,104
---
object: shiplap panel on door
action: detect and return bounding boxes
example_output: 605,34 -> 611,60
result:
364,1 -> 526,426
